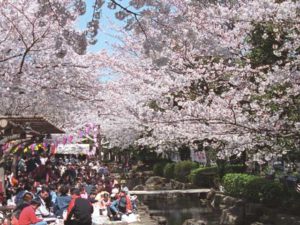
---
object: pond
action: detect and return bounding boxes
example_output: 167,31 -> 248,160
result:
142,194 -> 221,225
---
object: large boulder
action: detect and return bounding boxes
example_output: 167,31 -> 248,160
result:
220,200 -> 245,225
220,208 -> 241,225
170,179 -> 186,189
211,193 -> 225,208
183,219 -> 207,225
133,185 -> 145,191
145,176 -> 168,190
151,216 -> 167,225
221,196 -> 240,208
145,176 -> 168,186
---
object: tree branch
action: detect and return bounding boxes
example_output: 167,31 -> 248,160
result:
110,0 -> 148,39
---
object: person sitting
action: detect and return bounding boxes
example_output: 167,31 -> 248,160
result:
110,184 -> 120,201
85,180 -> 95,196
87,191 -> 97,204
14,183 -> 26,206
79,185 -> 88,199
35,186 -> 57,223
18,198 -> 47,225
54,185 -> 71,218
94,185 -> 105,203
99,192 -> 111,215
109,190 -> 132,221
35,187 -> 50,217
65,188 -> 93,225
11,192 -> 34,225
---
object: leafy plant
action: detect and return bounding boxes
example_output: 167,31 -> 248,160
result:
163,163 -> 175,179
189,166 -> 218,187
223,173 -> 284,206
174,160 -> 199,182
153,161 -> 169,177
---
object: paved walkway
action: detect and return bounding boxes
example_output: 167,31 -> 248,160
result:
129,188 -> 211,195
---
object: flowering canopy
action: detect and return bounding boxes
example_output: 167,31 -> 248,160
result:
1,0 -> 299,163
0,0 -> 106,128
98,0 -> 300,162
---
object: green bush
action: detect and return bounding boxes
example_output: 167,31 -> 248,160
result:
174,160 -> 199,182
218,163 -> 246,178
163,163 -> 175,179
153,161 -> 169,177
189,166 -> 218,187
222,173 -> 252,196
223,173 -> 284,206
225,164 -> 246,174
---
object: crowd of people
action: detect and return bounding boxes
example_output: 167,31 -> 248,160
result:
0,153 -> 137,225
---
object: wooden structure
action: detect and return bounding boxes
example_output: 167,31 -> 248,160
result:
0,116 -> 64,136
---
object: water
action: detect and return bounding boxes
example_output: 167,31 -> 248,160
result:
142,195 -> 221,225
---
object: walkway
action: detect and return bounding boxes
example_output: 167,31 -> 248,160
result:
129,188 -> 211,195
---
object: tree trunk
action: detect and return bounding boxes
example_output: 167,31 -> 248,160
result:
0,164 -> 5,199
12,155 -> 18,177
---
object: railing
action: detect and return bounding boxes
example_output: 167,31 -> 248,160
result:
129,188 -> 211,195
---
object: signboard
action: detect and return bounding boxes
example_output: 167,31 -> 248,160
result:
56,144 -> 91,155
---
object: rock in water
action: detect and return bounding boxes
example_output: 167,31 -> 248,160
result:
182,218 -> 207,225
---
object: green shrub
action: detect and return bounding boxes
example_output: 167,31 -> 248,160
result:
245,177 -> 284,206
223,173 -> 284,206
218,164 -> 246,178
153,161 -> 169,177
163,163 -> 175,179
174,160 -> 199,182
223,173 -> 253,196
189,166 -> 218,187
225,164 -> 246,174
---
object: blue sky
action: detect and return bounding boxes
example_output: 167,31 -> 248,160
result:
77,1 -> 138,82
77,1 -> 129,53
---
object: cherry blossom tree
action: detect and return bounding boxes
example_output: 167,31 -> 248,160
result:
98,0 -> 300,163
1,0 -> 299,165
0,0 -> 108,129
0,0 -> 168,129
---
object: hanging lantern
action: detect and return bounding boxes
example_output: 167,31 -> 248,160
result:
62,136 -> 67,145
85,126 -> 91,135
68,135 -> 73,143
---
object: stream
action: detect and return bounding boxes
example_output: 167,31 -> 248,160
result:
142,195 -> 221,225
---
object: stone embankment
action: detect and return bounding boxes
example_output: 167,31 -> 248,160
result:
182,219 -> 207,225
131,203 -> 167,225
208,191 -> 300,225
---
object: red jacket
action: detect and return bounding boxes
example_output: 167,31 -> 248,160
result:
18,205 -> 42,225
124,195 -> 132,212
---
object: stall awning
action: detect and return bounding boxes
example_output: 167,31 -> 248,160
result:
0,116 -> 64,134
